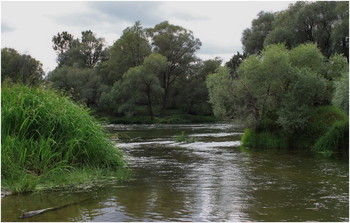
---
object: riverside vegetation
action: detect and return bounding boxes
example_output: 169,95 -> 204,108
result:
1,1 -> 348,193
2,84 -> 125,193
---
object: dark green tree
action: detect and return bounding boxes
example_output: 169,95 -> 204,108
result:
241,11 -> 275,54
52,30 -> 106,68
225,52 -> 247,77
264,1 -> 349,60
147,21 -> 202,112
98,21 -> 151,86
48,65 -> 100,107
1,48 -> 44,85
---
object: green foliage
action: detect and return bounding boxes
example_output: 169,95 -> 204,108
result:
208,43 -> 348,155
175,132 -> 196,143
206,67 -> 237,119
98,21 -> 151,85
53,30 -> 106,68
324,54 -> 349,80
241,11 -> 275,54
225,52 -> 247,76
241,128 -> 288,150
313,119 -> 349,157
48,65 -> 100,107
147,21 -> 202,110
2,85 -> 125,193
262,1 -> 349,60
289,43 -> 324,74
175,58 -> 221,115
1,48 -> 44,85
332,73 -> 349,114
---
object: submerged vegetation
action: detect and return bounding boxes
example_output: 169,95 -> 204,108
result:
1,84 -> 125,193
175,132 -> 196,143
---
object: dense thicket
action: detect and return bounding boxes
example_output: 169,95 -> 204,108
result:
207,43 -> 348,156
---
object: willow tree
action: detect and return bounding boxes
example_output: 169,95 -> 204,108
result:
147,21 -> 202,112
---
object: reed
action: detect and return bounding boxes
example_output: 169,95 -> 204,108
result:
2,84 -> 125,193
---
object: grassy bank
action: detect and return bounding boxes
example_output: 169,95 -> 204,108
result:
241,106 -> 349,158
1,84 -> 126,193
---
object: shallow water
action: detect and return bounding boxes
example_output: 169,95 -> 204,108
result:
2,123 -> 349,221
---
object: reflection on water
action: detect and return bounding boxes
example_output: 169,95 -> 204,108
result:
2,123 -> 349,222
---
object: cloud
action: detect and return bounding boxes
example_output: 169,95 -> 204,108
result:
199,42 -> 241,55
1,22 -> 14,33
88,1 -> 164,26
169,11 -> 209,21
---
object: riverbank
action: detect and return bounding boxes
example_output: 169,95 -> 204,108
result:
241,106 -> 349,159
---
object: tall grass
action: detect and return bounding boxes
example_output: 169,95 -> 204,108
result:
313,119 -> 349,157
241,128 -> 288,150
2,84 -> 125,193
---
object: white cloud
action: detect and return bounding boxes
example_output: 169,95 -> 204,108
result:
1,1 -> 293,73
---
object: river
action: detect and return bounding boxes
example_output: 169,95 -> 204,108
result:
2,123 -> 349,221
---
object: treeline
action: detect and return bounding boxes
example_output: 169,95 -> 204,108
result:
47,21 -> 221,121
208,1 -> 349,157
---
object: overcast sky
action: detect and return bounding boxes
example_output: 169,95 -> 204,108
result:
1,1 -> 293,73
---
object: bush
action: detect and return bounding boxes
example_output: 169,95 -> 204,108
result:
241,128 -> 288,150
313,119 -> 349,157
2,85 -> 125,192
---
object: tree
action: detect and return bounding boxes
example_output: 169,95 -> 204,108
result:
206,67 -> 237,119
207,44 -> 332,132
263,1 -> 349,60
80,30 -> 105,68
52,31 -> 74,55
147,21 -> 202,112
241,11 -> 275,54
1,48 -> 44,85
175,58 -> 222,115
52,30 -> 106,68
98,21 -> 151,86
103,53 -> 167,120
225,52 -> 247,77
48,65 -> 100,107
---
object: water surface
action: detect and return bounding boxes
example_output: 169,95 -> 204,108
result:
2,123 -> 348,221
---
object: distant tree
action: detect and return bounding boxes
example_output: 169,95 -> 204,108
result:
147,21 -> 202,112
1,48 -> 44,85
97,21 -> 151,85
48,65 -> 100,107
103,53 -> 167,120
225,52 -> 247,77
263,1 -> 349,60
241,11 -> 275,54
52,30 -> 106,68
175,58 -> 222,115
52,31 -> 74,55
207,44 -> 332,132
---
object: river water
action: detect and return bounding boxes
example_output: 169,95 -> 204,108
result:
2,123 -> 349,221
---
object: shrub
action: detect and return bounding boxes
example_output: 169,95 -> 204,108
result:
313,119 -> 349,157
241,128 -> 288,150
